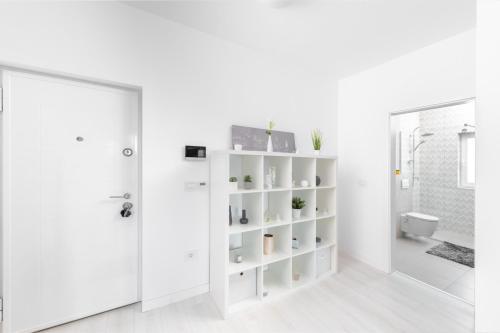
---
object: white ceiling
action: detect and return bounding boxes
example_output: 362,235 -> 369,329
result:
125,0 -> 475,78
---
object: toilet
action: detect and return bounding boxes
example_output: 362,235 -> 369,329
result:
400,212 -> 439,237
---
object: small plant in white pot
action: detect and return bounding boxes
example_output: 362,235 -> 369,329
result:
244,175 -> 253,190
311,129 -> 323,155
292,197 -> 306,219
229,177 -> 238,192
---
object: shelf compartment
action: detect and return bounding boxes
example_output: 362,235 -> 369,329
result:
262,258 -> 291,299
316,246 -> 334,277
292,252 -> 315,288
292,189 -> 316,222
228,229 -> 261,274
229,192 -> 262,228
316,217 -> 336,249
316,188 -> 336,217
262,224 -> 291,264
316,158 -> 336,187
263,156 -> 292,190
292,157 -> 316,189
228,267 -> 262,307
292,220 -> 315,256
263,190 -> 292,226
230,154 -> 263,191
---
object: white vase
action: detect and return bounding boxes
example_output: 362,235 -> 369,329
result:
267,135 -> 273,152
292,209 -> 302,219
229,182 -> 238,192
314,150 -> 320,156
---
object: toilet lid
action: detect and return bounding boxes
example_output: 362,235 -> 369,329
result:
407,212 -> 439,222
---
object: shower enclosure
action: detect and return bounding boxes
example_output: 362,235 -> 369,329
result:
391,99 -> 475,304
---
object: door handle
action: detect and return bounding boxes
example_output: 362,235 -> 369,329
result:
109,193 -> 131,199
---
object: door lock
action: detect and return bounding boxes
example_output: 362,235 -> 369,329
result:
121,202 -> 133,218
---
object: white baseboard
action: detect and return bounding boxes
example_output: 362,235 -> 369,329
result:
141,284 -> 209,312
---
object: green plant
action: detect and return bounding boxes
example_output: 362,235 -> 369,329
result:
311,129 -> 323,150
244,175 -> 253,183
229,177 -> 238,182
266,120 -> 275,136
292,197 -> 306,209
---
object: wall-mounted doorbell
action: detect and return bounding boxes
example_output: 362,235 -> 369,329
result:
185,146 -> 206,160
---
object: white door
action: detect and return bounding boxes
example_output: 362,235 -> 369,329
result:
1,71 -> 139,333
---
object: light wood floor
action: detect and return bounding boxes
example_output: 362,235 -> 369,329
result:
42,255 -> 474,333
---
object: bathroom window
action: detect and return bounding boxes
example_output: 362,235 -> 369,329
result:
459,132 -> 475,188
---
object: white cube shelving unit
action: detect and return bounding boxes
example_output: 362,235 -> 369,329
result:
210,150 -> 337,318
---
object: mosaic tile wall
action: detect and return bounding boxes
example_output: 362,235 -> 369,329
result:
413,103 -> 475,236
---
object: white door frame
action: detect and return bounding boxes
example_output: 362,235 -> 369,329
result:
0,65 -> 143,333
387,97 -> 475,274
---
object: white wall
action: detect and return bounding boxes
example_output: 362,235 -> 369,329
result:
337,30 -> 475,272
0,2 -> 337,309
476,1 -> 500,331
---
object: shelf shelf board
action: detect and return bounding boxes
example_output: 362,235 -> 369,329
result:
292,186 -> 315,191
315,185 -> 336,190
262,220 -> 291,228
229,188 -> 262,195
316,241 -> 336,250
293,216 -> 315,224
226,150 -> 337,159
262,282 -> 290,300
262,251 -> 290,265
292,276 -> 314,289
316,214 -> 336,221
228,260 -> 261,275
229,224 -> 262,234
263,186 -> 291,193
292,246 -> 315,257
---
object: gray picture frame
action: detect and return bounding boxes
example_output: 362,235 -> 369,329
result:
231,125 -> 296,153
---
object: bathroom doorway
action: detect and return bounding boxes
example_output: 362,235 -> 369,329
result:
390,99 -> 475,304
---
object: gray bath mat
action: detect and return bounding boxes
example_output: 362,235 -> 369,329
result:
426,242 -> 474,268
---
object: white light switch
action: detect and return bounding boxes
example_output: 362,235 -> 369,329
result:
401,178 -> 410,189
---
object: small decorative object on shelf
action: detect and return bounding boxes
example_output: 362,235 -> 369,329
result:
293,272 -> 301,281
229,206 -> 232,226
265,173 -> 273,189
316,237 -> 322,246
292,237 -> 300,249
263,234 -> 274,255
235,255 -> 243,263
292,197 -> 306,219
300,180 -> 309,187
243,175 -> 253,190
311,128 -> 323,155
229,176 -> 238,192
264,210 -> 271,223
316,176 -> 321,186
234,144 -> 243,151
266,120 -> 275,153
240,209 -> 249,224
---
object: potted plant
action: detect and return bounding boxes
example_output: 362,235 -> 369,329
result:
292,196 -> 306,219
244,175 -> 253,190
311,129 -> 323,155
229,176 -> 238,192
266,120 -> 275,153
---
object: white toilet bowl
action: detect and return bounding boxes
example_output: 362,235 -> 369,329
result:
400,212 -> 439,237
